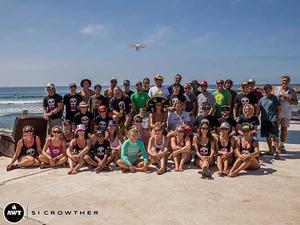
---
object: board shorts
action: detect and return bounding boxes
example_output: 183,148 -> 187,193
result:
261,121 -> 279,138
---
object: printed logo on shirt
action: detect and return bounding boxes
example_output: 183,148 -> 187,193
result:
48,98 -> 55,111
70,98 -> 78,111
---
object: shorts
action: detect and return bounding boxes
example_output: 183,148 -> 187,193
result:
278,117 -> 290,128
261,121 -> 279,138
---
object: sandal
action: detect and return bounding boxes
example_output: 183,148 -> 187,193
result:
6,164 -> 18,171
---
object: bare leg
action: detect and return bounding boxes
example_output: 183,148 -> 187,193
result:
247,158 -> 260,170
217,156 -> 223,174
67,158 -> 75,174
230,158 -> 252,177
17,156 -> 36,168
266,137 -> 273,153
280,127 -> 287,143
273,137 -> 280,156
173,155 -> 180,172
116,159 -> 130,170
83,155 -> 98,167
179,152 -> 187,172
72,157 -> 85,174
134,161 -> 148,172
55,156 -> 67,166
228,158 -> 243,177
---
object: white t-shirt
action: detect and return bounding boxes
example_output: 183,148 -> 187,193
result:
273,86 -> 293,119
167,111 -> 190,131
148,86 -> 170,98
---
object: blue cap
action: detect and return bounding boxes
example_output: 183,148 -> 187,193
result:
264,84 -> 272,89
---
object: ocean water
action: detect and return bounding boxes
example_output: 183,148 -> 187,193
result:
0,85 -> 299,131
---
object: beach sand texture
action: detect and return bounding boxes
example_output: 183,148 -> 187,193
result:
0,123 -> 299,225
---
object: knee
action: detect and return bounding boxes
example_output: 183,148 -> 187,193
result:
83,155 -> 91,161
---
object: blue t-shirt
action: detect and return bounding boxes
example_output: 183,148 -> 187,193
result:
259,95 -> 281,122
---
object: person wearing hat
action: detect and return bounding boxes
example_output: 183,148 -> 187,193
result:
142,77 -> 150,93
88,84 -> 109,119
84,129 -> 112,173
73,101 -> 94,134
63,83 -> 83,122
217,105 -> 237,136
193,102 -> 218,133
228,123 -> 260,177
43,82 -> 64,134
197,80 -> 215,116
117,128 -> 149,172
191,80 -> 201,97
248,78 -> 263,102
233,81 -> 258,120
79,79 -> 95,104
131,81 -> 150,113
213,79 -> 232,118
273,74 -> 298,152
167,74 -> 184,95
148,74 -> 170,98
258,84 -> 281,159
123,80 -> 134,98
236,103 -> 259,137
224,79 -> 237,116
216,122 -> 234,176
104,78 -> 118,100
66,124 -> 91,175
193,119 -> 215,178
94,105 -> 112,132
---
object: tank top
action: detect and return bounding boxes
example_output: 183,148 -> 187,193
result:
19,136 -> 38,158
73,138 -> 87,155
197,136 -> 211,156
153,135 -> 166,151
239,137 -> 254,155
109,135 -> 121,149
218,137 -> 231,153
48,139 -> 63,157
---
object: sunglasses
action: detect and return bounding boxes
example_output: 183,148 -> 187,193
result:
222,108 -> 230,111
135,120 -> 142,123
221,128 -> 229,131
201,127 -> 209,130
24,130 -> 33,133
53,130 -> 62,134
217,82 -> 223,85
203,107 -> 210,110
177,130 -> 185,133
100,110 -> 107,113
184,87 -> 191,89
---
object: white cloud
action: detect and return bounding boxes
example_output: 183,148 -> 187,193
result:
144,25 -> 171,46
80,24 -> 107,35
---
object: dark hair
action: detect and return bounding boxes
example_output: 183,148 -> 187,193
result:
197,122 -> 213,141
143,78 -> 150,82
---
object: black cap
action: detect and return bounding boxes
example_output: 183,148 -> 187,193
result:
96,129 -> 106,136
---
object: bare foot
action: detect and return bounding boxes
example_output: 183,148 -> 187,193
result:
179,168 -> 184,172
174,168 -> 179,172
67,168 -> 73,175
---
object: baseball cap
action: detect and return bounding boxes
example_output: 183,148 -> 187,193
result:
76,124 -> 86,132
248,78 -> 256,84
123,80 -> 130,85
79,101 -> 88,108
220,122 -> 230,130
154,74 -> 164,80
242,123 -> 251,131
46,82 -> 55,89
200,119 -> 210,126
200,80 -> 208,86
108,120 -> 116,127
96,129 -> 106,136
264,84 -> 272,89
69,83 -> 77,87
241,81 -> 249,86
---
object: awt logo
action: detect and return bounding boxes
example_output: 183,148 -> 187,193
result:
3,202 -> 24,223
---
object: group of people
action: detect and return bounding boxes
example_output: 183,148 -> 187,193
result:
6,74 -> 298,178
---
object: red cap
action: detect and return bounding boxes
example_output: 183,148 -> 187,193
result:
98,105 -> 107,112
200,80 -> 208,86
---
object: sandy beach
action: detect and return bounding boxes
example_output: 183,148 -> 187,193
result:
0,123 -> 299,225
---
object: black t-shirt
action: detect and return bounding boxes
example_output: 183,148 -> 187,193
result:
73,111 -> 94,133
236,115 -> 260,130
63,93 -> 83,121
88,95 -> 109,118
89,140 -> 111,159
43,94 -> 63,119
169,94 -> 186,106
193,115 -> 218,130
110,96 -> 132,114
217,117 -> 237,129
234,93 -> 257,116
94,116 -> 112,130
124,90 -> 134,98
168,84 -> 184,95
184,93 -> 197,113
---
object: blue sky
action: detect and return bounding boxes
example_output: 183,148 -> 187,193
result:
0,0 -> 299,87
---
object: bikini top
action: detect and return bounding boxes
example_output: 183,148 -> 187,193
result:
153,135 -> 166,150
239,137 -> 254,154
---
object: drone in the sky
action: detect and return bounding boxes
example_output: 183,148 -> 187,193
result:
129,43 -> 146,52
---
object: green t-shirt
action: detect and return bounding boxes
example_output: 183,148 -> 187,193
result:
213,89 -> 232,118
130,92 -> 150,112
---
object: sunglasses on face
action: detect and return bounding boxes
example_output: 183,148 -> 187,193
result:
201,127 -> 209,130
53,130 -> 62,134
24,130 -> 33,133
221,128 -> 229,131
184,87 -> 191,89
135,120 -> 142,123
217,82 -> 223,85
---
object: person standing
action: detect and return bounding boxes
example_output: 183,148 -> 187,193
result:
258,84 -> 281,159
191,80 -> 201,97
167,73 -> 184,95
213,79 -> 231,118
148,74 -> 170,98
79,79 -> 95,103
88,84 -> 109,119
233,81 -> 258,120
224,79 -> 237,116
131,81 -> 150,113
273,75 -> 298,151
248,78 -> 263,102
73,102 -> 94,135
142,77 -> 150,94
123,80 -> 134,98
197,80 -> 215,116
183,82 -> 197,118
43,83 -> 64,134
104,78 -> 118,100
63,83 -> 83,122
